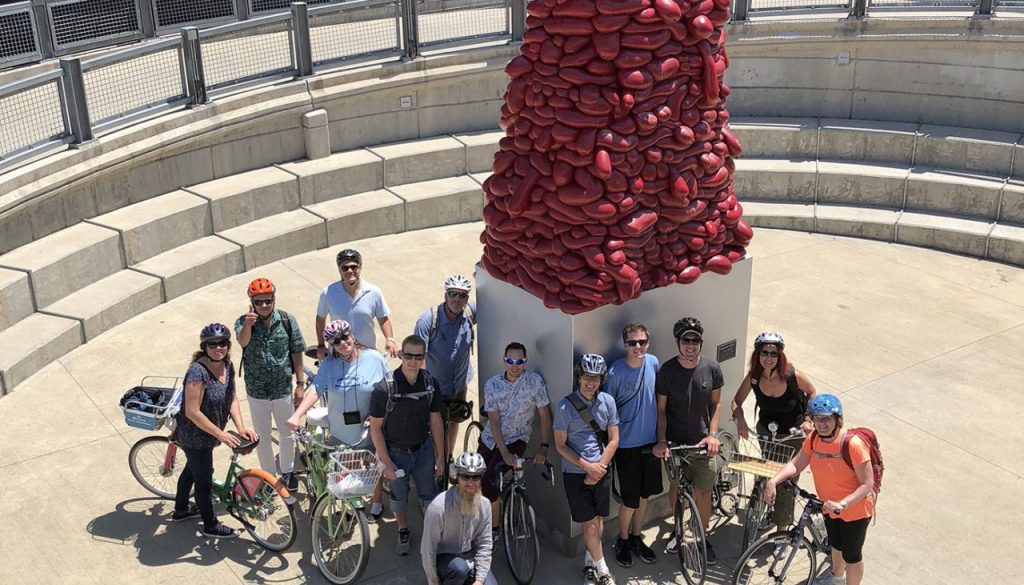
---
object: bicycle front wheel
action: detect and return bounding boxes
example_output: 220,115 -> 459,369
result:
128,436 -> 185,499
743,483 -> 769,551
311,493 -> 370,584
732,532 -> 816,585
716,432 -> 743,518
236,472 -> 298,552
674,491 -> 707,585
503,487 -> 539,584
462,421 -> 484,454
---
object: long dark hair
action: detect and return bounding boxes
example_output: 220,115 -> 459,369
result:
191,339 -> 232,364
748,342 -> 790,381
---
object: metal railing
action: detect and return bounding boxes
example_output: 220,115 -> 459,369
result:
0,2 -> 42,69
734,0 -> 994,16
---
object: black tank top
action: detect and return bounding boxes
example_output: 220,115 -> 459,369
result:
751,368 -> 805,432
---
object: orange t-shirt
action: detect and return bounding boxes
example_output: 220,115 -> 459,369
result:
801,431 -> 874,521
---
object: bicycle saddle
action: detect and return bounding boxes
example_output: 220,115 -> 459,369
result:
306,407 -> 330,429
228,430 -> 259,454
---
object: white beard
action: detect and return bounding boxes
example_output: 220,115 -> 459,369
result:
457,487 -> 480,516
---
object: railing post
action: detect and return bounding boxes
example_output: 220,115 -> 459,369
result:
235,0 -> 251,20
401,0 -> 420,60
181,27 -> 208,105
31,0 -> 55,58
732,0 -> 750,21
511,0 -> 525,41
291,2 -> 314,77
138,0 -> 157,37
976,0 -> 993,16
850,0 -> 867,18
59,57 -> 93,144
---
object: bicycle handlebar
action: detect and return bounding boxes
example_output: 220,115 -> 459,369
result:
291,427 -> 370,452
667,443 -> 709,455
511,457 -> 555,484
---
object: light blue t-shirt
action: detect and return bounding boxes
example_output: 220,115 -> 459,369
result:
313,349 -> 389,446
316,280 -> 390,350
603,354 -> 659,449
553,390 -> 619,474
414,302 -> 475,397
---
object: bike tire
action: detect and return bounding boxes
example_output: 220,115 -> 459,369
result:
311,493 -> 370,584
674,491 -> 707,585
503,487 -> 540,585
236,472 -> 298,552
743,483 -> 769,551
462,421 -> 484,455
731,531 -> 816,585
128,436 -> 186,499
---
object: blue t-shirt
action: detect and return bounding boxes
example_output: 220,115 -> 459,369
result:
553,390 -> 619,474
316,280 -> 390,349
414,302 -> 475,397
313,349 -> 389,446
603,354 -> 659,449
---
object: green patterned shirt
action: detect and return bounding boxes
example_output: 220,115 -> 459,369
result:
234,310 -> 306,400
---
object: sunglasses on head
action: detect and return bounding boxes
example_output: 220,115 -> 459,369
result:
207,340 -> 229,349
340,264 -> 360,272
626,339 -> 649,347
330,334 -> 351,345
504,357 -> 526,366
679,337 -> 702,345
252,297 -> 274,307
459,474 -> 482,482
447,291 -> 469,300
402,352 -> 425,361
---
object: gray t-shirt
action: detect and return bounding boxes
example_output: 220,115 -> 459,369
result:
655,356 -> 724,445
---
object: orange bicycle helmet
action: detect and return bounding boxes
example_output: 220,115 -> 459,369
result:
247,278 -> 276,298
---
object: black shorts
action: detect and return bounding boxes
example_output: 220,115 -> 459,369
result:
823,516 -> 870,564
563,472 -> 611,523
477,440 -> 528,502
614,445 -> 664,509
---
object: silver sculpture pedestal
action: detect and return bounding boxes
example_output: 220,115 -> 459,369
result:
475,257 -> 753,555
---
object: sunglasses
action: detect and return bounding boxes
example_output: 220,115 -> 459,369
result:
340,264 -> 360,272
626,339 -> 649,347
459,474 -> 483,482
760,350 -> 779,358
447,291 -> 470,300
504,357 -> 526,366
252,297 -> 274,307
401,352 -> 425,361
679,337 -> 702,345
811,415 -> 835,424
207,340 -> 229,349
330,334 -> 351,345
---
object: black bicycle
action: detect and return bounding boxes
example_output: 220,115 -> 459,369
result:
664,443 -> 710,585
495,457 -> 554,584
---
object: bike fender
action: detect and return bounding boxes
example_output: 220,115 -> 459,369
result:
239,469 -> 295,504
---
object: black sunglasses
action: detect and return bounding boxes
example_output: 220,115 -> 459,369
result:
760,350 -> 780,358
340,264 -> 360,272
402,352 -> 425,361
626,339 -> 649,347
252,297 -> 274,306
330,334 -> 351,345
679,337 -> 702,345
447,291 -> 469,300
207,340 -> 229,348
459,474 -> 483,482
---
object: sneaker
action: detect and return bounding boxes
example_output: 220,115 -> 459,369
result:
597,573 -> 616,585
630,534 -> 656,564
811,572 -> 846,585
281,472 -> 299,491
614,537 -> 632,568
396,528 -> 411,555
582,565 -> 598,585
665,536 -> 678,555
367,501 -> 383,524
202,523 -> 239,539
705,541 -> 717,566
171,504 -> 200,522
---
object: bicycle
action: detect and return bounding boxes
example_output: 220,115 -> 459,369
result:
712,430 -> 744,521
664,443 -> 711,585
123,379 -> 298,551
731,483 -> 831,585
493,456 -> 554,585
293,427 -> 378,585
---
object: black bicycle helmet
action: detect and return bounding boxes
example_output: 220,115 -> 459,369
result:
200,323 -> 231,343
673,317 -> 703,339
336,248 -> 362,266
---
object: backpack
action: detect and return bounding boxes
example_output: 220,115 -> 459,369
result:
238,310 -> 296,378
382,369 -> 436,433
428,304 -> 476,354
813,428 -> 885,497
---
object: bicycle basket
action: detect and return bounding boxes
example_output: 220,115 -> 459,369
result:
725,436 -> 797,478
119,382 -> 183,431
327,450 -> 382,498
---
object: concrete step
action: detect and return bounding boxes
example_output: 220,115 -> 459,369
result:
453,130 -> 504,174
905,168 -> 1004,221
915,125 -> 1021,177
816,160 -> 907,209
733,158 -> 817,202
278,149 -> 383,207
387,176 -> 484,231
0,222 -> 123,309
368,136 -> 467,187
217,209 -> 327,270
187,167 -> 300,231
1000,181 -> 1024,226
896,211 -> 994,259
815,205 -> 900,242
0,313 -> 82,395
0,268 -> 33,334
306,189 -> 406,246
988,223 -> 1024,266
741,201 -> 815,231
87,190 -> 212,265
728,117 -> 818,159
42,270 -> 163,342
131,236 -> 244,301
818,119 -> 918,165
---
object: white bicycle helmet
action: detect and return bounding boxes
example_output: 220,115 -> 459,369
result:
754,331 -> 785,349
322,319 -> 352,342
578,353 -> 607,376
444,274 -> 472,292
450,451 -> 486,477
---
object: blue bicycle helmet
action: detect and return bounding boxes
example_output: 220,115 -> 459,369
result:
808,394 -> 843,417
200,323 -> 230,343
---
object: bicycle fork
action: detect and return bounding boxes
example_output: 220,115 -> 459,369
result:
162,442 -> 179,475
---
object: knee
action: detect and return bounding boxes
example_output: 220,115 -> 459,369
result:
442,556 -> 471,582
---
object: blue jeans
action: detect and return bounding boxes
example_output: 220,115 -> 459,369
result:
388,439 -> 436,513
436,553 -> 498,585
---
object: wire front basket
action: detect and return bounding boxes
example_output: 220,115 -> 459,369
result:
725,436 -> 798,478
327,449 -> 382,499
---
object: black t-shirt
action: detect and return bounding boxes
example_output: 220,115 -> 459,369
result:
655,356 -> 724,445
369,368 -> 442,450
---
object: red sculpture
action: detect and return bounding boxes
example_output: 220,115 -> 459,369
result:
481,0 -> 752,314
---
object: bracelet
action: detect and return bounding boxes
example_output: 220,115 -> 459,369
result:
386,337 -> 397,343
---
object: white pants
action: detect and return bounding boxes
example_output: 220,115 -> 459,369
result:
247,395 -> 295,474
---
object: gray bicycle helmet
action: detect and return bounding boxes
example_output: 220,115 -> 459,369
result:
200,323 -> 231,343
450,451 -> 486,478
673,317 -> 704,339
754,332 -> 785,349
443,274 -> 472,292
336,248 -> 362,266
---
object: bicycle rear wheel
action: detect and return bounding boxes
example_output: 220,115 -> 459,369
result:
128,436 -> 185,499
236,472 -> 298,552
732,532 -> 816,585
674,491 -> 707,585
311,493 -> 370,584
743,482 -> 770,551
503,487 -> 539,584
462,421 -> 484,454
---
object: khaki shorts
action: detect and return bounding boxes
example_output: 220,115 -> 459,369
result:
679,452 -> 718,492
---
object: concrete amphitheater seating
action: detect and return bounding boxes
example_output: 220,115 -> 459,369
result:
1,120 -> 1023,394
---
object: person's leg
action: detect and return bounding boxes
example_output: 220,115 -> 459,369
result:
822,516 -> 846,580
182,446 -> 217,529
412,440 -> 439,513
271,394 -> 296,474
247,396 -> 276,474
478,442 -> 504,530
388,450 -> 413,530
174,451 -> 195,513
437,553 -> 470,585
838,518 -> 869,585
629,449 -> 662,562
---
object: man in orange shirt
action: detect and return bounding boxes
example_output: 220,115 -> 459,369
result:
764,395 -> 875,585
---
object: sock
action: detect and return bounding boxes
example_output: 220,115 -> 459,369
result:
370,502 -> 382,515
594,558 -> 609,575
585,551 -> 594,566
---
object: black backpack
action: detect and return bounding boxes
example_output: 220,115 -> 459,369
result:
382,370 -> 436,433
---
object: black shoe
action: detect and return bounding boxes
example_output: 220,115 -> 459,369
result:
396,528 -> 411,555
281,472 -> 299,491
203,523 -> 239,539
614,536 -> 633,568
582,565 -> 598,585
630,534 -> 657,564
705,541 -> 717,566
171,504 -> 200,522
367,502 -> 383,524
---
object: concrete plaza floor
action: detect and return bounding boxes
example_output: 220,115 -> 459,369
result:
0,223 -> 1021,584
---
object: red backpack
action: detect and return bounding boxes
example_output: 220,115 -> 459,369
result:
813,428 -> 884,496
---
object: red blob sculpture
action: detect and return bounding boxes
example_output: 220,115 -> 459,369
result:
481,0 -> 752,314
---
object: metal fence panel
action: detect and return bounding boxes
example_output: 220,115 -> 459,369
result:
0,2 -> 41,69
309,0 -> 402,68
0,71 -> 71,168
416,0 -> 510,49
868,0 -> 977,7
81,39 -> 188,129
47,0 -> 144,53
152,0 -> 236,30
749,0 -> 850,11
250,0 -> 336,15
995,0 -> 1024,8
199,14 -> 294,92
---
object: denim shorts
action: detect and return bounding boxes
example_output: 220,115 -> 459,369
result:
388,439 -> 437,513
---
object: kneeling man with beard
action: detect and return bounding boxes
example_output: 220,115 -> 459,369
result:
422,452 -> 497,585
